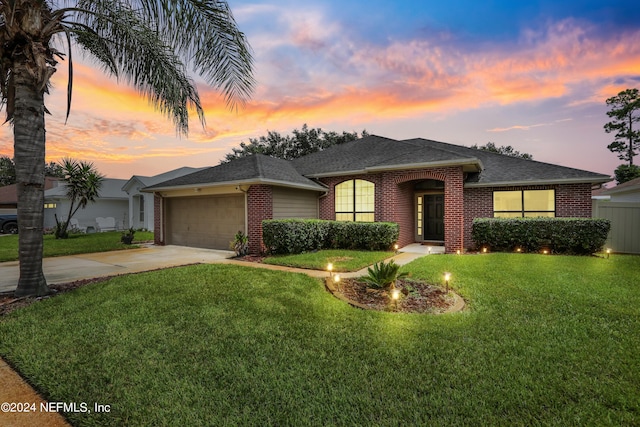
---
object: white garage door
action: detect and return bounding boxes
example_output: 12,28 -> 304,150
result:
165,195 -> 245,250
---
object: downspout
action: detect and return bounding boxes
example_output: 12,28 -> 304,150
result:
236,185 -> 250,234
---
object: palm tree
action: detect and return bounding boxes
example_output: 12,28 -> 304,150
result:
54,158 -> 104,239
0,1 -> 254,297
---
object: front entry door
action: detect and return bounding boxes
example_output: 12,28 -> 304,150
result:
423,195 -> 444,241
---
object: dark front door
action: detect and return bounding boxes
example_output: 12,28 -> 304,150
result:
423,195 -> 444,241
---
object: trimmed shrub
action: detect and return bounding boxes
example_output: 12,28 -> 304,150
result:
262,219 -> 330,254
262,219 -> 399,254
472,217 -> 611,255
328,221 -> 399,251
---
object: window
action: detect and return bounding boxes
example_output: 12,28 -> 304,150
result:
335,179 -> 375,222
44,203 -> 56,209
493,189 -> 555,217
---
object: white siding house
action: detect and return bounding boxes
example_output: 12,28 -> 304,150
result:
44,179 -> 129,231
121,167 -> 206,230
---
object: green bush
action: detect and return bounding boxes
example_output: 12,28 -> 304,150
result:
360,260 -> 408,291
472,217 -> 611,255
262,219 -> 399,254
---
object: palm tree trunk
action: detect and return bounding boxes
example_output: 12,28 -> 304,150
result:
13,60 -> 50,297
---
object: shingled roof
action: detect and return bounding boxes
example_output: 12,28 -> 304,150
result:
145,153 -> 326,191
146,135 -> 610,191
402,138 -> 611,186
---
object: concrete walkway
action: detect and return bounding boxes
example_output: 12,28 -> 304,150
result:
0,245 -> 233,294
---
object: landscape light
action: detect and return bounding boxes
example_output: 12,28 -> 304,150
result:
333,274 -> 341,290
391,287 -> 401,310
327,263 -> 333,277
482,247 -> 487,253
516,247 -> 522,253
444,272 -> 451,293
428,246 -> 432,255
394,244 -> 399,254
606,248 -> 611,259
456,249 -> 461,255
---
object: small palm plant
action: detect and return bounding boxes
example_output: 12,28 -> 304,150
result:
230,231 -> 249,257
360,260 -> 408,291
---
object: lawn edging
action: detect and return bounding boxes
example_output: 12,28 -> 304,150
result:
324,276 -> 466,314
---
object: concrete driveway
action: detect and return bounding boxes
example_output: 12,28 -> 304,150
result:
0,245 -> 234,294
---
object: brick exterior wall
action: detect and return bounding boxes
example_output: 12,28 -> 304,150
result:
154,194 -> 164,246
463,183 -> 594,249
247,185 -> 272,254
318,167 -> 465,253
152,177 -> 594,255
556,183 -> 593,217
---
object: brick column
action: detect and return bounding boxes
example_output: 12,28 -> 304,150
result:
247,185 -> 272,254
444,169 -> 464,253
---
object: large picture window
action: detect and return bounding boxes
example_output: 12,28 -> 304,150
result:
493,189 -> 555,218
335,179 -> 375,222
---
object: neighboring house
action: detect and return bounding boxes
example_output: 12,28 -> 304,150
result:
144,135 -> 611,254
44,178 -> 129,231
593,177 -> 640,254
0,177 -> 61,213
122,167 -> 205,230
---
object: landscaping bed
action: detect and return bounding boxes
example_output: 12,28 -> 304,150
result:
330,277 -> 459,313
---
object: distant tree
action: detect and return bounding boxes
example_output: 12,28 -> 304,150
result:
54,159 -> 104,239
469,142 -> 533,160
0,156 -> 16,186
604,88 -> 640,166
223,124 -> 369,162
44,161 -> 65,178
614,164 -> 640,185
0,157 -> 64,186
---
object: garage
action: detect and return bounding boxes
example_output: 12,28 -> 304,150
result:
165,194 -> 245,250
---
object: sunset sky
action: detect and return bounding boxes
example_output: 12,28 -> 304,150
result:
1,0 -> 639,180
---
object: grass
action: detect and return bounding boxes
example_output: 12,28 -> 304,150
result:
0,231 -> 154,262
0,254 -> 639,425
262,249 -> 394,272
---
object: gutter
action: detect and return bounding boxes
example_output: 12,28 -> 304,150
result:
463,176 -> 612,188
141,178 -> 327,194
303,158 -> 483,179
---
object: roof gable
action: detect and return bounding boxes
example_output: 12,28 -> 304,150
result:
291,135 -> 481,176
145,154 -> 326,192
122,167 -> 206,191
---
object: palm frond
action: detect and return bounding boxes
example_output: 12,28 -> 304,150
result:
71,0 -> 205,134
134,0 -> 255,108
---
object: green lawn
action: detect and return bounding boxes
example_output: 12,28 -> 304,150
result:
262,249 -> 393,271
1,254 -> 639,426
0,231 -> 154,262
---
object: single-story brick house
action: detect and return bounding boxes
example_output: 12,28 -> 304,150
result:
144,135 -> 610,253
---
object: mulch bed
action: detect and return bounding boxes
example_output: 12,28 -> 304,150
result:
334,278 -> 456,314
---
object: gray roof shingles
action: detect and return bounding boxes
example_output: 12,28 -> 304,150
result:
146,135 -> 610,191
145,154 -> 326,191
